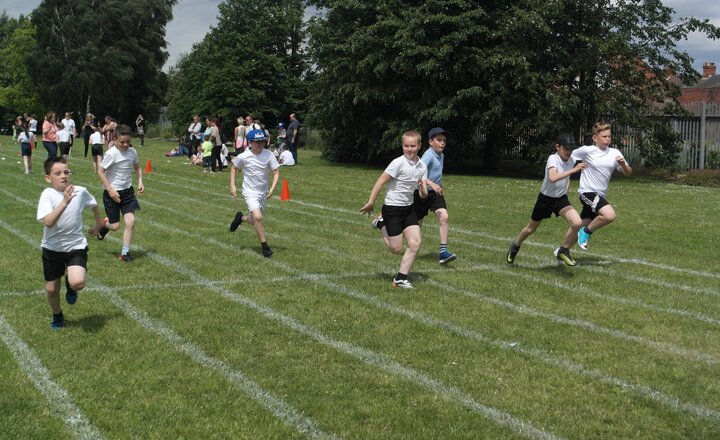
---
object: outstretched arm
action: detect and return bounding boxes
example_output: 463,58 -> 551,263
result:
359,172 -> 392,216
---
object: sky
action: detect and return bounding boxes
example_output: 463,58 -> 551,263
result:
2,0 -> 718,73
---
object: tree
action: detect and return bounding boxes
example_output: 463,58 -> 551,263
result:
306,0 -> 720,167
29,0 -> 177,124
166,0 -> 307,135
0,14 -> 41,125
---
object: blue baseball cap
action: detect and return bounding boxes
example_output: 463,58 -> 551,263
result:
247,129 -> 267,141
428,127 -> 448,139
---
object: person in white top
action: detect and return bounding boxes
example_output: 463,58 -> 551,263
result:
89,128 -> 104,174
37,157 -> 104,329
360,130 -> 429,288
278,149 -> 295,166
507,133 -> 587,266
187,115 -> 202,157
229,129 -> 280,258
56,122 -> 72,158
572,122 -> 632,250
61,112 -> 77,155
96,124 -> 144,262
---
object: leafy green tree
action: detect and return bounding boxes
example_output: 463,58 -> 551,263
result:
0,15 -> 41,125
166,0 -> 307,135
307,0 -> 720,167
29,0 -> 177,123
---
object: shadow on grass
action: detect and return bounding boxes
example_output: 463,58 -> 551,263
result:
66,313 -> 119,333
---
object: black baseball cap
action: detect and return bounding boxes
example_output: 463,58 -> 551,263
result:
556,133 -> 578,150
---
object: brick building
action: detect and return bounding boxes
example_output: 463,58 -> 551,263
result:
678,62 -> 719,104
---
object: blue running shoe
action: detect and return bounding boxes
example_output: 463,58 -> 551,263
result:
50,314 -> 65,330
439,250 -> 457,264
65,277 -> 78,305
577,227 -> 591,250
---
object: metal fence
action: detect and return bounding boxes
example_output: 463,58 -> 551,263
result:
617,102 -> 720,170
496,102 -> 720,170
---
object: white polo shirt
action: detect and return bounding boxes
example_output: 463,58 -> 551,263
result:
383,155 -> 427,207
101,146 -> 139,190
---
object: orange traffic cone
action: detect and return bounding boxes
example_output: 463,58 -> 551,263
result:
280,178 -> 290,201
145,160 -> 152,174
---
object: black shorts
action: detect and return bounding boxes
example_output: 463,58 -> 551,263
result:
413,190 -> 447,220
579,192 -> 610,220
381,204 -> 419,237
530,193 -> 572,221
91,144 -> 104,157
42,247 -> 88,282
58,142 -> 71,155
103,187 -> 141,223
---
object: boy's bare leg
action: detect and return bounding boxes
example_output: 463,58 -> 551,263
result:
559,207 -> 582,249
398,225 -> 422,274
45,279 -> 62,314
122,212 -> 136,248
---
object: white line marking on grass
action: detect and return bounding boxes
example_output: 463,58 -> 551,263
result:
136,219 -> 565,440
0,217 -> 341,440
4,181 -> 719,426
140,217 -> 720,424
93,283 -> 340,440
139,191 -> 720,362
0,315 -> 105,439
144,174 -> 720,287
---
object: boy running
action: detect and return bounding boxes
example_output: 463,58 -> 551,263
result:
37,157 -> 103,329
572,122 -> 632,250
414,127 -> 457,264
360,130 -> 429,288
507,133 -> 586,266
96,124 -> 144,261
229,129 -> 280,258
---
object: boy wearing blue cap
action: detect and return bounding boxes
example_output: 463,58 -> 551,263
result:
229,129 -> 280,258
506,133 -> 586,266
414,127 -> 457,264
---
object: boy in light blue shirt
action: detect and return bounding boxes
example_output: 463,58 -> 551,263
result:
413,127 -> 456,264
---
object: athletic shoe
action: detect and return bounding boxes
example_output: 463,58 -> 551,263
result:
554,247 -> 577,267
439,250 -> 457,264
97,217 -> 109,240
65,276 -> 78,305
391,279 -> 413,289
371,213 -> 384,229
262,246 -> 273,258
506,242 -> 520,264
118,253 -> 134,262
577,227 -> 591,250
229,211 -> 243,232
50,315 -> 65,330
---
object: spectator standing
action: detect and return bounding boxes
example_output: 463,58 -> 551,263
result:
42,111 -> 59,158
81,113 -> 98,158
101,116 -> 117,148
61,112 -> 77,155
135,114 -> 146,147
286,113 -> 301,164
187,115 -> 202,157
18,122 -> 33,174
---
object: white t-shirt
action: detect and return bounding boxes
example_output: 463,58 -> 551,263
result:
101,146 -> 139,190
383,155 -> 428,207
61,118 -> 76,135
17,132 -> 31,144
89,131 -> 103,145
571,145 -> 624,197
29,118 -> 37,133
232,149 -> 279,195
279,150 -> 295,166
57,130 -> 71,143
37,186 -> 97,252
540,153 -> 575,198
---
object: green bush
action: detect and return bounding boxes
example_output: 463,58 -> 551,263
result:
706,150 -> 720,170
639,122 -> 683,172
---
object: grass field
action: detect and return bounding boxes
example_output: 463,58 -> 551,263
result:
0,135 -> 719,439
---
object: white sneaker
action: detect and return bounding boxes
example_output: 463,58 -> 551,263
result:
392,279 -> 413,289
